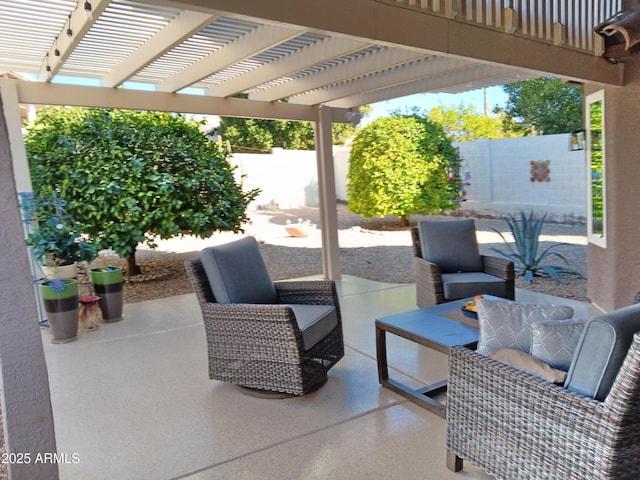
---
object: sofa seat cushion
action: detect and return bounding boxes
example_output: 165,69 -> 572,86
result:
565,302 -> 640,400
476,298 -> 574,356
442,272 -> 509,300
418,219 -> 483,273
200,237 -> 277,304
288,304 -> 338,351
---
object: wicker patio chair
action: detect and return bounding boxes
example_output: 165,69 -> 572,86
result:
411,219 -> 514,307
446,302 -> 640,480
184,237 -> 344,397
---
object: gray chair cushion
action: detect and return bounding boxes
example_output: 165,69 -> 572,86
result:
476,298 -> 574,356
288,304 -> 338,351
418,219 -> 483,273
564,303 -> 640,401
200,237 -> 277,304
442,272 -> 509,300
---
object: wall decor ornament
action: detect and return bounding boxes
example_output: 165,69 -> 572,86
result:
530,160 -> 551,182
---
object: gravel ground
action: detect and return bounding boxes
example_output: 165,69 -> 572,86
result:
122,203 -> 588,304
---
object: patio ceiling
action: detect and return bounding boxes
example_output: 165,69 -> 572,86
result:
0,0 -> 626,120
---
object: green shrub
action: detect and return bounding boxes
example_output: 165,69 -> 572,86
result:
347,115 -> 462,225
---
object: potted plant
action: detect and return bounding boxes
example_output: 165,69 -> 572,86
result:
26,216 -> 97,280
90,250 -> 124,323
39,278 -> 80,343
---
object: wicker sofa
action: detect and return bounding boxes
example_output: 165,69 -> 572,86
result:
446,303 -> 640,479
184,238 -> 344,397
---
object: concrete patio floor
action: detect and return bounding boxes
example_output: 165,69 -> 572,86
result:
41,276 -> 599,480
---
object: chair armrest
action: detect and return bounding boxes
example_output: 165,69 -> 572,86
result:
447,346 -> 608,478
480,255 -> 514,279
200,301 -> 305,346
481,255 -> 515,299
414,256 -> 444,307
274,280 -> 339,307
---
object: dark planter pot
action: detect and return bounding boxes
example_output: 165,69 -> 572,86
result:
40,279 -> 79,344
90,267 -> 124,322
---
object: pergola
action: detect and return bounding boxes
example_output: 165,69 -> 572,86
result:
1,0 -> 639,477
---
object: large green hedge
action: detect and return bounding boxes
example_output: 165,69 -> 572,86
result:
347,115 -> 462,224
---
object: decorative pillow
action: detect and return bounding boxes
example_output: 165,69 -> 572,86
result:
531,319 -> 587,371
490,348 -> 567,384
476,298 -> 574,356
418,219 -> 483,273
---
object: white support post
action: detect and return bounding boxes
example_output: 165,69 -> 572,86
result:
0,86 -> 59,480
314,106 -> 341,281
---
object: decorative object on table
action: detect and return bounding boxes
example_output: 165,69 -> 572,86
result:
78,295 -> 102,332
39,279 -> 79,344
90,266 -> 124,322
489,210 -> 584,284
284,218 -> 316,237
461,295 -> 484,319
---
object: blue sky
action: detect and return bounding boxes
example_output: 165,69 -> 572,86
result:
364,85 -> 509,125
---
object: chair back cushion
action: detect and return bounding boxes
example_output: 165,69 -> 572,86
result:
564,302 -> 640,400
200,237 -> 277,304
418,219 -> 483,273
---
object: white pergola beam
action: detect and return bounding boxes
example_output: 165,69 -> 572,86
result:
157,24 -> 303,93
290,55 -> 471,106
325,64 -> 524,108
171,0 -> 623,86
249,46 -> 427,102
102,11 -> 216,88
38,0 -> 110,82
206,36 -> 371,98
10,79 -> 352,123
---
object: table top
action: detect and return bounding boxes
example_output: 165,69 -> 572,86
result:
376,298 -> 479,349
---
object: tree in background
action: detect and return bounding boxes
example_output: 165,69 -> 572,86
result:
426,104 -> 519,141
25,107 -> 259,275
215,105 -> 370,152
494,77 -> 584,135
347,115 -> 463,225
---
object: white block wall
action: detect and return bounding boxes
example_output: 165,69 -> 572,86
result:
455,133 -> 586,222
230,134 -> 586,222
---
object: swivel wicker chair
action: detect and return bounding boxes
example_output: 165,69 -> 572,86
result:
184,237 -> 344,397
411,219 -> 515,307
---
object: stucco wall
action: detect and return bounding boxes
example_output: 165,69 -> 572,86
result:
230,134 -> 586,222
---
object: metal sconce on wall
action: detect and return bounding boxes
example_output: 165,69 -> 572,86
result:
570,130 -> 586,151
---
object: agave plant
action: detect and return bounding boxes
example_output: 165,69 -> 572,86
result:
490,211 -> 583,284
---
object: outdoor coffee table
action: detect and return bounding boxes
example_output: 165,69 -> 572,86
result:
375,297 -> 480,418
